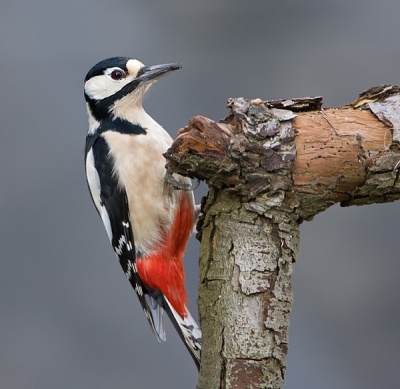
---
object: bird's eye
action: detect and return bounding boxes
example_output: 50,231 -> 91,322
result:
110,69 -> 125,80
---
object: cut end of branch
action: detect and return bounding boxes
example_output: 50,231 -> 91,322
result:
165,86 -> 400,218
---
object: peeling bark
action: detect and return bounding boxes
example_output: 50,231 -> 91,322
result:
164,85 -> 400,388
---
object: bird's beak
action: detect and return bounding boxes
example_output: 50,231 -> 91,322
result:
107,63 -> 182,102
136,63 -> 182,83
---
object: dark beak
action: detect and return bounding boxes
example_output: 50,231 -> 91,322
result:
136,63 -> 182,83
103,63 -> 182,103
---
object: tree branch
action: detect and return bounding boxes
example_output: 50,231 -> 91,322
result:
164,85 -> 400,389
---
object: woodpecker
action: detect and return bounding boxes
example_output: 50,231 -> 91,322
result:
83,57 -> 201,369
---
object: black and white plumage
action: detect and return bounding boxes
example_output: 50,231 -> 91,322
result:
83,57 -> 201,369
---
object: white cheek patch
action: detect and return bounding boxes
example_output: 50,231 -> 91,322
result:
84,60 -> 145,104
84,73 -> 133,100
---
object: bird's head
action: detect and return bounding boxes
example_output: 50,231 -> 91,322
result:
84,57 -> 181,124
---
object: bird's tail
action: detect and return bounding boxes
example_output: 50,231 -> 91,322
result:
163,296 -> 201,370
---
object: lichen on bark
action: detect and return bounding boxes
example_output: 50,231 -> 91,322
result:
164,85 -> 400,388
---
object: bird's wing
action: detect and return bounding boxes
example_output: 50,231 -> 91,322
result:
85,133 -> 166,341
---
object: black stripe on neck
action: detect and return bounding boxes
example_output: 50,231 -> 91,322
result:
97,118 -> 147,136
85,119 -> 146,161
85,78 -> 141,122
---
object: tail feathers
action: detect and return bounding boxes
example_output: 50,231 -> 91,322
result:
145,294 -> 166,342
163,296 -> 202,370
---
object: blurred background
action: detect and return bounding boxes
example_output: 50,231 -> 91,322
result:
1,1 -> 399,388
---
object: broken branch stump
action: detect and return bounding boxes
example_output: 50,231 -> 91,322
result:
164,85 -> 400,389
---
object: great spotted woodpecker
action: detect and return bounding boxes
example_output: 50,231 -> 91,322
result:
83,57 -> 201,369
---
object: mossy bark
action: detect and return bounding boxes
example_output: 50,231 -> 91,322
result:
164,85 -> 400,388
196,189 -> 296,389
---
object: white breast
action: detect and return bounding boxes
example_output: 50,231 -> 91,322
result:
102,112 -> 191,254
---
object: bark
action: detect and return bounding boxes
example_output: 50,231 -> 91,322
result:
164,85 -> 400,389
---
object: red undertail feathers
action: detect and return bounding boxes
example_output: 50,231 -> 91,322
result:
136,192 -> 194,317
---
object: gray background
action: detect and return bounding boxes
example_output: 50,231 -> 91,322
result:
1,1 -> 399,388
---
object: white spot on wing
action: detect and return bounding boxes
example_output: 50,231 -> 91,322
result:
125,260 -> 138,280
86,149 -> 101,212
86,148 -> 113,241
135,285 -> 143,296
100,206 -> 112,241
114,235 -> 126,255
